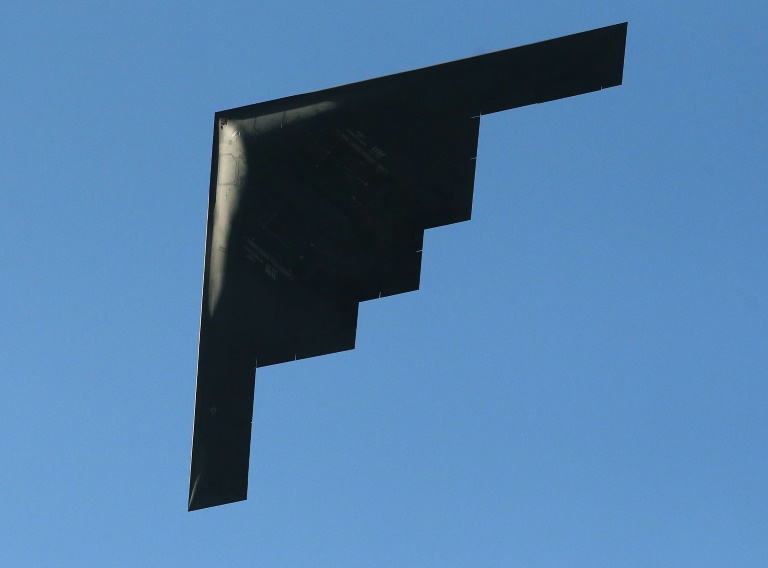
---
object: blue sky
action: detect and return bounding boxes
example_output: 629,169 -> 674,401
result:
1,2 -> 766,566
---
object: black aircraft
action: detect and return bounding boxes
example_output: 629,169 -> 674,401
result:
189,23 -> 628,511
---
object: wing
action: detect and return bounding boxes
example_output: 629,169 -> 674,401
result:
189,22 -> 628,511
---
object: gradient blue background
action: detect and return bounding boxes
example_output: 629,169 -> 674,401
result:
2,2 -> 766,566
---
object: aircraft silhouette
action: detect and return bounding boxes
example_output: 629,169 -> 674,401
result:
189,22 -> 628,511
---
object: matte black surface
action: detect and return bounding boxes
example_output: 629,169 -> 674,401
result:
189,22 -> 628,511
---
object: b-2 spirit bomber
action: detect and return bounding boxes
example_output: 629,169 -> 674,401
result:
189,23 -> 628,511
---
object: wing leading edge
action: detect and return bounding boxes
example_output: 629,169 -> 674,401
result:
189,22 -> 628,511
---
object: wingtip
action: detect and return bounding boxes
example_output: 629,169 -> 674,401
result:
187,471 -> 249,512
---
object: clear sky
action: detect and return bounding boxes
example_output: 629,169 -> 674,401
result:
1,2 -> 766,566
